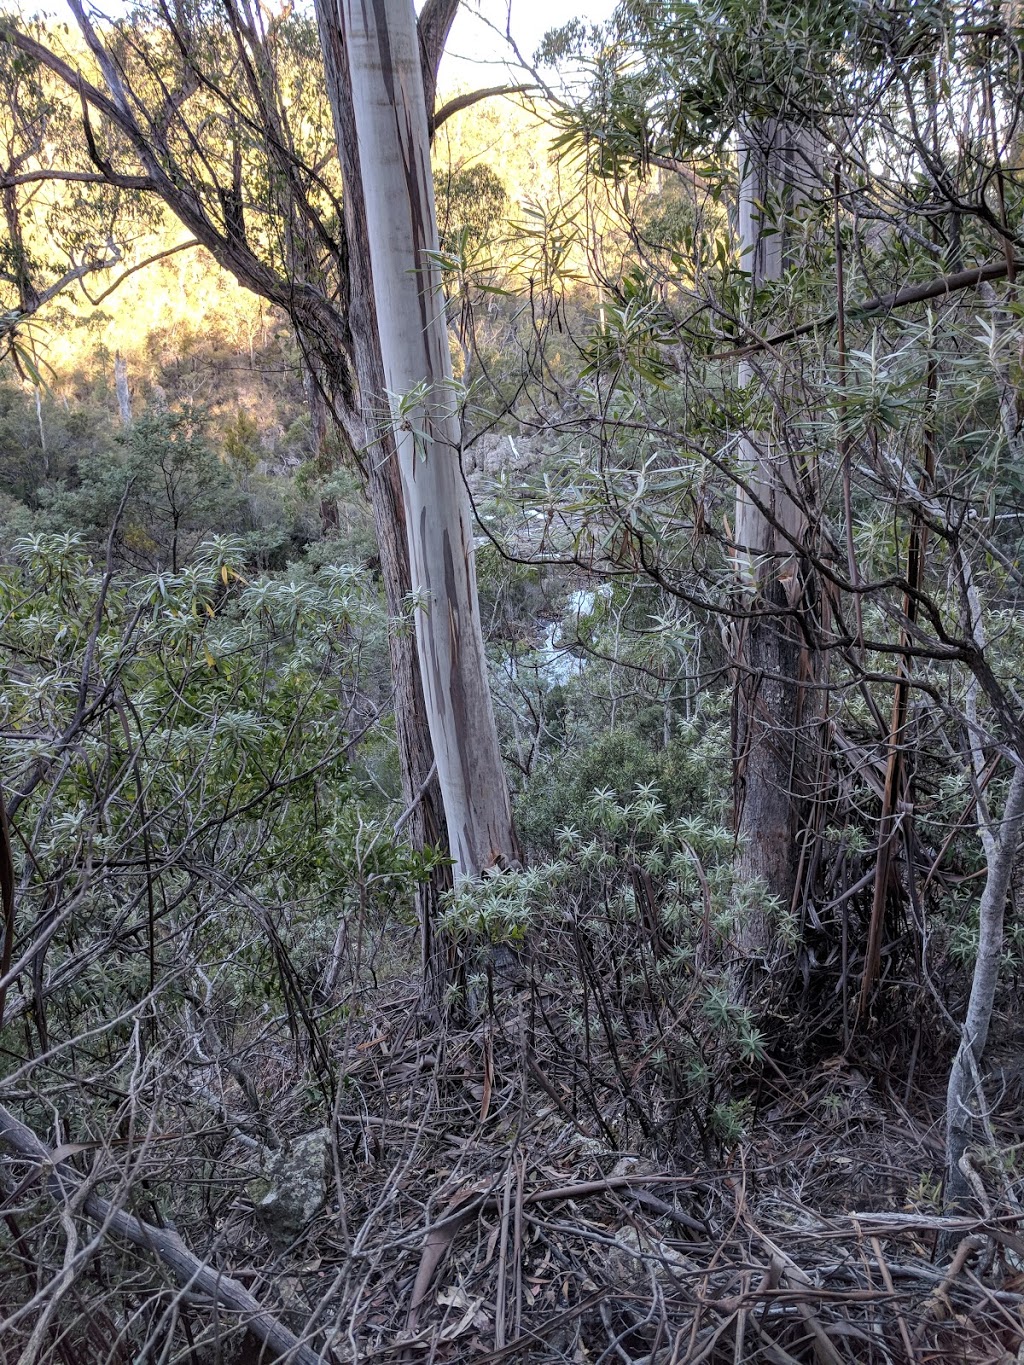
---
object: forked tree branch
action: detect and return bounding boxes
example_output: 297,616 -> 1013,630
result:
79,238 -> 200,306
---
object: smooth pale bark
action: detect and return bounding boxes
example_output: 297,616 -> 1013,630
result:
113,350 -> 132,428
247,0 -> 451,981
328,0 -> 519,881
944,760 -> 1024,1216
314,0 -> 452,994
732,120 -> 819,963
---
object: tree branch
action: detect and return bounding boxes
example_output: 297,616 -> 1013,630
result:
430,83 -> 538,136
713,261 -> 1010,359
417,0 -> 459,123
79,238 -> 200,306
0,167 -> 152,189
1,16 -> 355,392
0,1103 -> 325,1365
0,257 -> 121,337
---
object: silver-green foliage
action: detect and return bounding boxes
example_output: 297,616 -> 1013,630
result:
443,766 -> 775,1143
0,530 -> 425,1108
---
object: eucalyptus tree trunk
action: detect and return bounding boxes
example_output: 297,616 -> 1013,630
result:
114,350 -> 132,428
312,2 -> 448,1005
316,0 -> 519,884
310,0 -> 462,999
732,120 -> 819,969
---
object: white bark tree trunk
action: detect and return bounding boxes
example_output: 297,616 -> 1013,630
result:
315,0 -> 454,1001
114,349 -> 132,428
732,120 -> 819,965
944,760 -> 1024,1213
332,0 -> 519,882
944,559 -> 1024,1217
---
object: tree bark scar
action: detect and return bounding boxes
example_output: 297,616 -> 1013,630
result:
443,527 -> 477,823
420,504 -> 446,719
401,110 -> 431,338
370,0 -> 395,103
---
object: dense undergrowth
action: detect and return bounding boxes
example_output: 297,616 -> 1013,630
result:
5,0 -> 1024,1348
1,464 -> 1020,1360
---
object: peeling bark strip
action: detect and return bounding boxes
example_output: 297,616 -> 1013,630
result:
336,0 -> 519,881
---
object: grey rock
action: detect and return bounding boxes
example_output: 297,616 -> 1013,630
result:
609,1155 -> 660,1179
603,1226 -> 694,1292
250,1128 -> 330,1247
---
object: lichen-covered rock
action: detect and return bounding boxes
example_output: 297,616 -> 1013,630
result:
603,1226 -> 694,1293
609,1155 -> 660,1179
250,1128 -> 330,1247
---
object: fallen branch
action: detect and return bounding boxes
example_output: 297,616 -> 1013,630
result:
403,1170 -> 703,1332
0,1103 -> 324,1365
0,779 -> 14,1031
911,1234 -> 986,1347
845,1210 -> 1022,1234
472,1288 -> 608,1364
746,1223 -> 846,1365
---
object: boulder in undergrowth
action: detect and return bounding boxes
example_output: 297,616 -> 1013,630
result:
249,1128 -> 330,1247
603,1226 -> 694,1292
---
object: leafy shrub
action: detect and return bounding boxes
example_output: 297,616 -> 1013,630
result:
0,531 -> 426,1107
442,770 -> 768,1151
